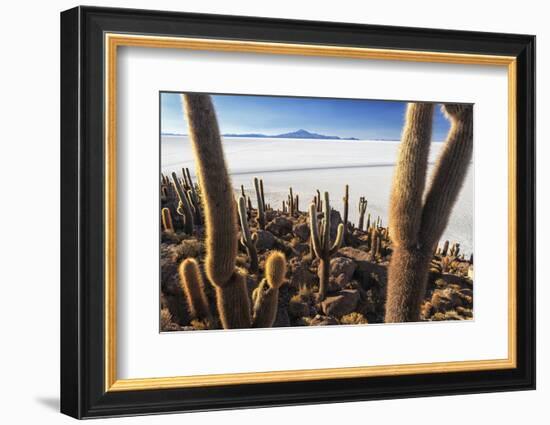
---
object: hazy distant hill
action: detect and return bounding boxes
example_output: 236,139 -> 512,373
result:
163,129 -> 359,140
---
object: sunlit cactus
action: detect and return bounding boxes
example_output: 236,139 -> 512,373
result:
252,251 -> 287,327
183,93 -> 251,329
178,258 -> 212,324
386,103 -> 473,322
161,207 -> 174,233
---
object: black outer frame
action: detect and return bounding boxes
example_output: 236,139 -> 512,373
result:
60,6 -> 536,419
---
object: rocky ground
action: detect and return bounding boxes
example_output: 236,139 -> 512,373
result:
160,201 -> 474,331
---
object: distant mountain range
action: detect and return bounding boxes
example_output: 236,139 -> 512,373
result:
162,129 -> 359,140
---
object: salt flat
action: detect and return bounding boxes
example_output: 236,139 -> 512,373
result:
162,136 -> 473,255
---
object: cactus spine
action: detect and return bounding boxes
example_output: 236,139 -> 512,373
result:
252,251 -> 287,327
178,258 -> 212,324
238,195 -> 259,273
254,177 -> 266,230
182,93 -> 251,329
309,192 -> 344,301
386,103 -> 473,322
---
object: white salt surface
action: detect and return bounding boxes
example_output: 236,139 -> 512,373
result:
161,136 -> 473,255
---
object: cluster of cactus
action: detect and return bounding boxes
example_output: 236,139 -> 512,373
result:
164,95 -> 472,328
177,93 -> 288,329
313,189 -> 322,213
182,167 -> 203,225
435,240 -> 461,258
386,103 -> 473,322
171,172 -> 195,234
286,187 -> 299,216
308,192 -> 344,300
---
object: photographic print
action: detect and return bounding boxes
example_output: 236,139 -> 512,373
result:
159,93 -> 474,331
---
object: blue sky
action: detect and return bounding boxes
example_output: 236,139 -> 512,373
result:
161,92 -> 452,141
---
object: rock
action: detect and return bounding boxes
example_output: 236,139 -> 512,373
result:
293,243 -> 310,255
309,314 -> 339,326
255,229 -> 275,250
321,289 -> 360,317
293,222 -> 310,241
431,287 -> 463,312
266,216 -> 293,237
288,297 -> 310,318
328,257 -> 356,284
337,246 -> 387,286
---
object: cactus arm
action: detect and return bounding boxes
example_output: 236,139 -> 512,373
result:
342,184 -> 349,241
252,251 -> 286,328
238,196 -> 258,273
161,207 -> 174,233
308,203 -> 323,259
182,93 -> 237,288
238,196 -> 252,243
388,103 -> 434,248
322,192 -> 331,252
329,223 -> 344,255
264,250 -> 286,289
178,258 -> 212,324
418,104 -> 473,252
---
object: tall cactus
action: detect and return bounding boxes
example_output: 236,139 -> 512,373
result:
358,197 -> 368,230
238,195 -> 259,273
182,93 -> 251,329
252,251 -> 287,327
309,192 -> 344,301
386,103 -> 473,322
342,184 -> 349,243
254,177 -> 266,230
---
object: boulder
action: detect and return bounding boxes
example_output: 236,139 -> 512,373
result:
337,246 -> 387,286
327,257 -> 356,285
255,229 -> 275,250
266,216 -> 293,237
288,297 -> 310,318
321,289 -> 360,317
293,222 -> 310,241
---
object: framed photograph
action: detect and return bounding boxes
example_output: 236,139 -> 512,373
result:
60,6 -> 535,419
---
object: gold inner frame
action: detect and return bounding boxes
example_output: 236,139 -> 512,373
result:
104,33 -> 518,392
